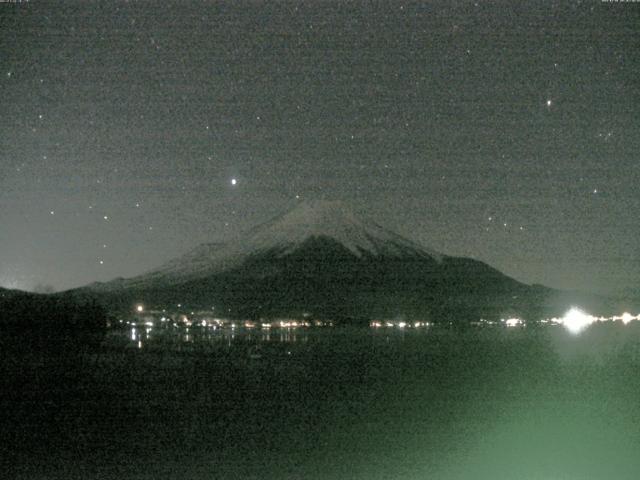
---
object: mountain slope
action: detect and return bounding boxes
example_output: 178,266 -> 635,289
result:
93,200 -> 443,290
79,200 -> 614,322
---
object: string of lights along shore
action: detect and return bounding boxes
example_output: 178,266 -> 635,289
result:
1,2 -> 638,298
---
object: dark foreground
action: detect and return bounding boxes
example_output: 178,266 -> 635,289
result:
2,324 -> 640,479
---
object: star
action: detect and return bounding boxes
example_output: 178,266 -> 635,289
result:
231,178 -> 237,186
546,99 -> 552,107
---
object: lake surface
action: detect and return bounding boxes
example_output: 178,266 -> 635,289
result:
3,323 -> 640,479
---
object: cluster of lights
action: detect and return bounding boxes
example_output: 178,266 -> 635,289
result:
128,304 -> 639,338
545,308 -> 640,335
370,321 -> 430,328
474,310 -> 640,334
504,318 -> 523,327
129,315 -> 320,330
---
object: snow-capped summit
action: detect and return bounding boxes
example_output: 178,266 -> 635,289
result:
82,200 -> 584,322
115,200 -> 442,287
243,200 -> 443,259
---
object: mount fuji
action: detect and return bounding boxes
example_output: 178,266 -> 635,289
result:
78,200 -> 605,322
110,200 -> 443,286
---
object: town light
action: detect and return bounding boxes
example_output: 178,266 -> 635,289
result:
621,312 -> 634,325
561,307 -> 593,334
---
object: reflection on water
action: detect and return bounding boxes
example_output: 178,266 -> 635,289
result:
117,320 -> 428,350
114,306 -> 640,353
8,321 -> 640,480
118,322 -> 319,350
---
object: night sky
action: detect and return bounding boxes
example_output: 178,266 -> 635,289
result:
1,1 -> 638,296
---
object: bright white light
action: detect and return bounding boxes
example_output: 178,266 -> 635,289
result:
561,307 -> 593,334
231,178 -> 237,186
505,318 -> 522,327
621,312 -> 634,325
136,304 -> 144,313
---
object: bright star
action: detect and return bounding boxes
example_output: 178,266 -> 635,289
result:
231,178 -> 237,186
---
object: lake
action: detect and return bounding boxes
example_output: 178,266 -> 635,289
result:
3,322 -> 640,479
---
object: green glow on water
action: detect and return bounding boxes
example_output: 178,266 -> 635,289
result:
5,324 -> 640,479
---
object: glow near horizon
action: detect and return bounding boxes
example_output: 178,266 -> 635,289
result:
561,308 -> 594,334
558,308 -> 639,334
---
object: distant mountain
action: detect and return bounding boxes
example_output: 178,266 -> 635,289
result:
91,201 -> 442,290
0,286 -> 31,300
0,287 -> 107,354
77,200 -> 620,322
